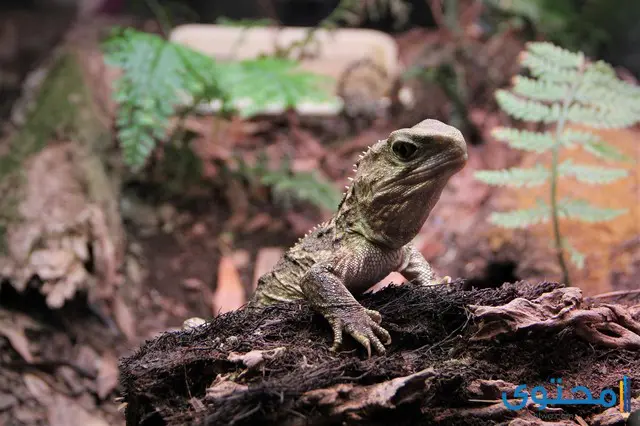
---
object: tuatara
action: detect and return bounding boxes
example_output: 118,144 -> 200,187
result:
249,119 -> 468,357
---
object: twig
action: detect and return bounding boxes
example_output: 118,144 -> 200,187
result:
589,289 -> 640,300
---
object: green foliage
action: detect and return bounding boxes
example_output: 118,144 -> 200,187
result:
488,201 -> 550,229
235,154 -> 341,211
475,42 -> 640,282
103,28 -> 332,171
104,28 -> 213,170
217,58 -> 332,117
475,165 -> 548,188
482,0 -> 615,55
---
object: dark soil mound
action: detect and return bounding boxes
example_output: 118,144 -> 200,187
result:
120,281 -> 639,426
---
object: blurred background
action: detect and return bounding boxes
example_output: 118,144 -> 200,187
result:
0,1 -> 638,424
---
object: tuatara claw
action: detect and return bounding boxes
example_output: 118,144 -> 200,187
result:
327,308 -> 391,357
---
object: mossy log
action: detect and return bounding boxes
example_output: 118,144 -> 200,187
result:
120,280 -> 639,426
0,22 -> 125,308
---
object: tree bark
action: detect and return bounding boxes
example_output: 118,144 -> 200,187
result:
0,20 -> 125,308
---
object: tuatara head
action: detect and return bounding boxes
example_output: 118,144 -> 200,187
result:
341,119 -> 467,248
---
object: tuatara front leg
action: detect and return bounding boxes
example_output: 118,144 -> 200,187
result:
399,244 -> 451,286
299,241 -> 399,357
300,261 -> 392,357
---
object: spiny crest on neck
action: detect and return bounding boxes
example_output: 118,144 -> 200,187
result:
294,220 -> 329,246
334,139 -> 382,218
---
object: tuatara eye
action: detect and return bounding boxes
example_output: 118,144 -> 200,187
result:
391,140 -> 418,160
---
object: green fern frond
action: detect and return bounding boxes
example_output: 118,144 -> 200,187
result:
560,238 -> 586,269
583,141 -> 631,162
235,155 -> 341,210
492,128 -> 554,153
216,57 -> 333,117
495,90 -> 561,123
104,28 -> 219,170
519,46 -> 581,82
104,28 -> 333,171
488,203 -> 551,229
525,42 -> 584,69
558,160 -> 628,184
558,198 -> 627,223
566,103 -> 639,129
475,165 -> 549,187
560,129 -> 600,146
560,129 -> 630,161
262,170 -> 341,210
480,41 -> 640,286
512,76 -> 568,102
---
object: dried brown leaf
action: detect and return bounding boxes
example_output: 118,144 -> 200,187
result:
113,293 -> 136,341
95,353 -> 119,400
205,375 -> 248,402
0,321 -> 33,362
213,256 -> 246,315
252,247 -> 284,291
227,347 -> 286,369
47,393 -> 109,426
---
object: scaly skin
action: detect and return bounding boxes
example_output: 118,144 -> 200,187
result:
249,119 -> 468,357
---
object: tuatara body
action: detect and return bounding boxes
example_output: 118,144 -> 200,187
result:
249,119 -> 467,356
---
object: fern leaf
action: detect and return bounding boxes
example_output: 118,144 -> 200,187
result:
566,103 -> 639,129
558,198 -> 627,223
496,90 -> 560,123
560,129 -> 601,146
560,238 -> 586,269
512,76 -> 568,102
583,141 -> 632,162
492,128 -> 555,153
104,28 -> 218,171
558,160 -> 628,184
519,43 -> 582,82
475,165 -> 549,187
560,129 -> 631,161
525,42 -> 584,69
262,170 -> 341,210
489,204 -> 551,229
216,58 -> 333,117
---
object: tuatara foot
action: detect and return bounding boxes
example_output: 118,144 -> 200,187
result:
326,307 -> 392,357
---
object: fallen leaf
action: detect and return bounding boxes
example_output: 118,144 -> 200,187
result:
48,393 -> 109,426
227,347 -> 286,369
205,375 -> 248,401
113,293 -> 136,341
75,345 -> 100,377
182,317 -> 206,330
244,213 -> 273,233
0,321 -> 33,362
23,373 -> 52,405
300,368 -> 436,416
252,247 -> 284,291
182,277 -> 204,290
57,366 -> 85,395
0,393 -> 17,411
95,353 -> 119,400
213,256 -> 246,315
231,250 -> 250,269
